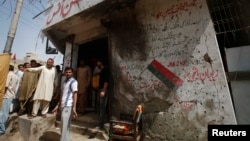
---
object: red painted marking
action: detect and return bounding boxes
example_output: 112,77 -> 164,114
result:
150,59 -> 183,87
155,0 -> 201,19
46,0 -> 80,26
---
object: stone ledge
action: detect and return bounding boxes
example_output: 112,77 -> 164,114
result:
18,114 -> 56,141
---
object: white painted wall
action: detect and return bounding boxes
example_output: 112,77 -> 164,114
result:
110,0 -> 237,140
44,0 -> 104,28
63,42 -> 73,71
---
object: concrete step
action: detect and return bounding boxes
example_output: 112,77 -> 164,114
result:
1,112 -> 108,141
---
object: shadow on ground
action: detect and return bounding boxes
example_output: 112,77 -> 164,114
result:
39,130 -> 60,141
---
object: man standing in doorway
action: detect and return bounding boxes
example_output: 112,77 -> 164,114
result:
96,58 -> 109,130
27,58 -> 57,118
76,59 -> 92,114
52,67 -> 78,141
0,65 -> 18,135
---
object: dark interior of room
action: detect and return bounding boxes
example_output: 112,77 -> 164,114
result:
78,37 -> 109,71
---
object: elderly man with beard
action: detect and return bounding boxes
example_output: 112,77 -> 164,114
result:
27,58 -> 57,118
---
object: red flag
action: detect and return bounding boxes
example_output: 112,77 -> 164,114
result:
12,54 -> 16,61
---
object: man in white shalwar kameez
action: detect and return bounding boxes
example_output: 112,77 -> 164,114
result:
27,58 -> 57,118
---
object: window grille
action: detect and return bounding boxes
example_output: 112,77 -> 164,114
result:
207,0 -> 250,48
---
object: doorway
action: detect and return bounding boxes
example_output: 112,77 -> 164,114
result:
78,37 -> 109,70
77,36 -> 109,113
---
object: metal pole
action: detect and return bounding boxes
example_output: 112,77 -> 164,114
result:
3,0 -> 24,53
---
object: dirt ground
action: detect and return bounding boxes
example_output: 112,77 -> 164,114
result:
0,113 -> 24,141
0,113 -> 107,141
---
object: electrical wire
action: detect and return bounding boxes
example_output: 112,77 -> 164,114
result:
0,0 -> 44,30
1,0 -> 62,63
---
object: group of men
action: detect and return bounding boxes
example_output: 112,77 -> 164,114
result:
0,58 -> 57,135
76,58 -> 110,130
0,58 -> 110,141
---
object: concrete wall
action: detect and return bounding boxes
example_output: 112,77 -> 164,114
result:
52,0 -> 238,140
105,0 -> 236,140
44,0 -> 105,28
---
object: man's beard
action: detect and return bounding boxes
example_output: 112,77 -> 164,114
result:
47,64 -> 52,68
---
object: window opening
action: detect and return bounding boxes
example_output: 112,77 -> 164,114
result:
207,0 -> 250,48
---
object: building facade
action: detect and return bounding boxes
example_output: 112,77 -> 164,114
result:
42,0 -> 237,140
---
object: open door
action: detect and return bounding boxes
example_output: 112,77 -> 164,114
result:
77,36 -> 110,114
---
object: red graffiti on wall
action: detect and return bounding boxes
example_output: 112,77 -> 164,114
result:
172,96 -> 197,110
138,79 -> 162,90
120,66 -> 127,71
167,60 -> 187,67
183,66 -> 219,83
154,0 -> 202,19
46,0 -> 80,26
182,101 -> 195,109
126,71 -> 133,83
119,66 -> 131,81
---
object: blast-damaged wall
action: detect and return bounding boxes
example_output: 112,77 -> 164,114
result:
106,0 -> 236,140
